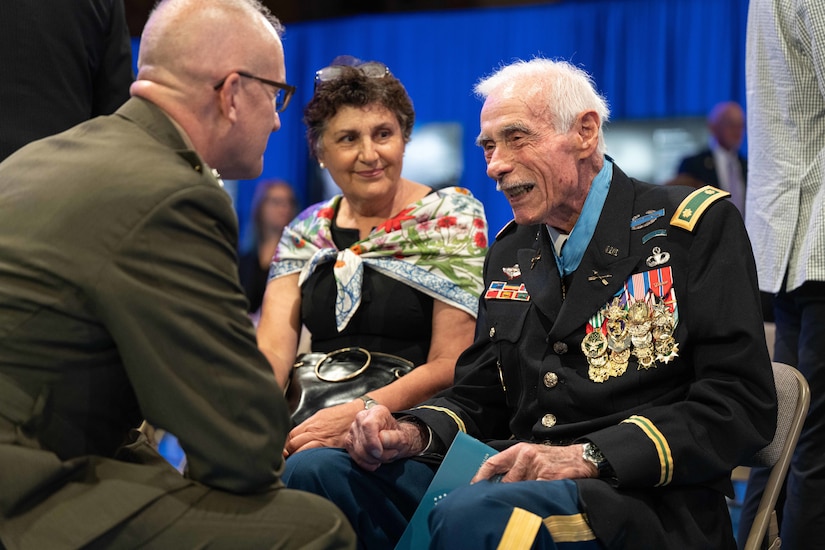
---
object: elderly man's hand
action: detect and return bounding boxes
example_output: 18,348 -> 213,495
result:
471,443 -> 598,483
344,406 -> 428,471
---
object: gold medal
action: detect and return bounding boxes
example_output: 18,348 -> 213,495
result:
655,337 -> 679,363
631,332 -> 653,347
609,334 -> 631,352
651,299 -> 675,339
589,364 -> 610,383
587,353 -> 609,367
604,297 -> 626,321
611,347 -> 631,365
627,300 -> 651,324
652,323 -> 674,340
654,336 -> 675,355
606,318 -> 628,342
581,330 -> 608,358
607,357 -> 629,378
633,343 -> 656,370
584,273 -> 682,382
659,342 -> 680,364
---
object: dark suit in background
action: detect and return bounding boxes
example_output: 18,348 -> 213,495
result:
677,147 -> 747,193
670,102 -> 748,217
670,101 -> 774,321
0,0 -> 133,162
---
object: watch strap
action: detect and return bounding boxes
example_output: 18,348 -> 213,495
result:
358,394 -> 379,409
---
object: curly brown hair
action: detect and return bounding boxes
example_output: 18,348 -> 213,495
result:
303,66 -> 415,159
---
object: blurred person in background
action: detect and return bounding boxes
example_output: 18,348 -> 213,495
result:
239,179 -> 298,316
670,101 -> 747,217
668,101 -> 774,321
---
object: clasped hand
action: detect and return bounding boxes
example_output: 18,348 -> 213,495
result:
344,407 -> 599,482
344,406 -> 427,471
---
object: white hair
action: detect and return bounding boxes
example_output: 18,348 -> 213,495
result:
474,58 -> 611,154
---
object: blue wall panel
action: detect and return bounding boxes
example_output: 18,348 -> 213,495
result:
134,0 -> 749,238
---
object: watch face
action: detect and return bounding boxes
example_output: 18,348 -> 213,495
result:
584,443 -> 605,466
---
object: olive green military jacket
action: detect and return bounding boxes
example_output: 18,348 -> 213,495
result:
0,98 -> 290,547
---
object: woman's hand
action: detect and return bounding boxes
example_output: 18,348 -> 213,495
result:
285,400 -> 365,455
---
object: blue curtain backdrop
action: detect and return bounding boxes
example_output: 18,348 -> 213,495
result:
133,0 -> 749,238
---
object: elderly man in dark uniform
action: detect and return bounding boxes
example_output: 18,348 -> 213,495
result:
281,58 -> 777,550
0,0 -> 355,548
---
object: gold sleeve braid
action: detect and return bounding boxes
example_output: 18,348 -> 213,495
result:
622,415 -> 674,486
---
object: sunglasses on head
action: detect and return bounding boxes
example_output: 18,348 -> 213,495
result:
314,61 -> 390,89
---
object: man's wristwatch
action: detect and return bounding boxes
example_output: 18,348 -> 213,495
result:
582,442 -> 610,474
358,395 -> 379,409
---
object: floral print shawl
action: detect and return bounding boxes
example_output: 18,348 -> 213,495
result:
269,186 -> 488,332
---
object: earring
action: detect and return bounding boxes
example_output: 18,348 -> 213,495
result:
319,162 -> 325,169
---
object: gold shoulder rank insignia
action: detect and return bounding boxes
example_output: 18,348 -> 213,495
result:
670,185 -> 731,232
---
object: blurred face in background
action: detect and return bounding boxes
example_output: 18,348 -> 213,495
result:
259,182 -> 296,234
710,103 -> 745,153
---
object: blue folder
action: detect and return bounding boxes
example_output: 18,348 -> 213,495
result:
395,432 -> 499,550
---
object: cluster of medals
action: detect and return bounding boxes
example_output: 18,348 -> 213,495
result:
581,284 -> 680,383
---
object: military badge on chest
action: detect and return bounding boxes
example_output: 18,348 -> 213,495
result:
582,266 -> 679,382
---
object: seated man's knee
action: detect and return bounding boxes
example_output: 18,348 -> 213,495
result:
431,482 -> 487,524
283,447 -> 352,493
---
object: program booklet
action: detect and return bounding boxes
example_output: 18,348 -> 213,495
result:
394,431 -> 499,550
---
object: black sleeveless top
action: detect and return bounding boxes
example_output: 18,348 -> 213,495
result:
299,217 -> 434,366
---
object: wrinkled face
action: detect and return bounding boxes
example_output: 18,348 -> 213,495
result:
477,91 -> 580,227
317,103 -> 406,202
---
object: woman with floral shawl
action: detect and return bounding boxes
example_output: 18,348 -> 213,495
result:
257,56 -> 488,455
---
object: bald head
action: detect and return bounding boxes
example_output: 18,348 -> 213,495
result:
131,0 -> 288,180
137,0 -> 283,88
708,101 -> 745,152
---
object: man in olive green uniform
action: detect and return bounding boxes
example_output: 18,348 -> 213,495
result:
0,1 -> 355,548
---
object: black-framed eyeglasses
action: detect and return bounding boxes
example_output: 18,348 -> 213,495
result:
214,71 -> 296,113
314,61 -> 390,88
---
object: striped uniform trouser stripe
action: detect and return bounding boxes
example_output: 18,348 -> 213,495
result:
497,508 -> 543,550
496,508 -> 597,549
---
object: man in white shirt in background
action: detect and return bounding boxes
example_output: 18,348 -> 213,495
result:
670,101 -> 748,217
737,1 -> 825,548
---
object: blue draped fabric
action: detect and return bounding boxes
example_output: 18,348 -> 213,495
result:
136,0 -> 750,238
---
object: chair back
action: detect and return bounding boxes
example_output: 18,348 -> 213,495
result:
742,361 -> 810,550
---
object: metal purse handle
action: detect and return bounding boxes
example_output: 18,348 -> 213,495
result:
314,346 -> 372,382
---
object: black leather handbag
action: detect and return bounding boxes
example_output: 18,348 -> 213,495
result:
286,346 -> 414,425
